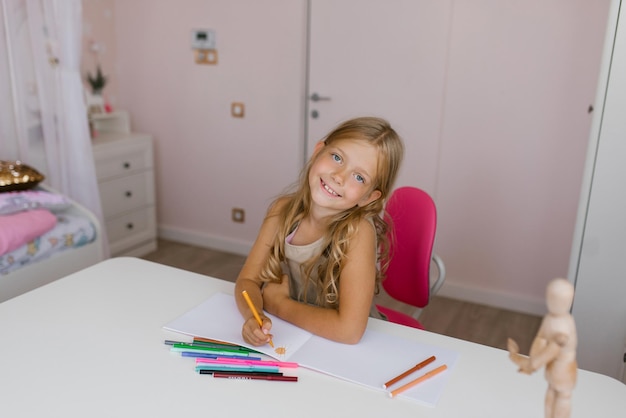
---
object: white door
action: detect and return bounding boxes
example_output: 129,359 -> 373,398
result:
570,0 -> 626,380
306,0 -> 453,193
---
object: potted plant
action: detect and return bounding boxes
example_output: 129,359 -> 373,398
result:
86,65 -> 107,95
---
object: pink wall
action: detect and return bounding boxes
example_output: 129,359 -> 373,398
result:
111,0 -> 306,253
82,0 -> 611,315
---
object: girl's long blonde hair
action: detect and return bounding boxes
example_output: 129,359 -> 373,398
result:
260,117 -> 404,307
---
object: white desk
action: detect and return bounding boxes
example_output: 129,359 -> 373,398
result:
1,258 -> 624,417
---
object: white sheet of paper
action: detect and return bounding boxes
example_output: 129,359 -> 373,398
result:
163,292 -> 459,407
163,292 -> 312,359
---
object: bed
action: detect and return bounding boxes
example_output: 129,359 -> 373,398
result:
0,185 -> 104,303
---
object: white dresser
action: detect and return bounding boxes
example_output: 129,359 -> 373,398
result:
91,112 -> 157,257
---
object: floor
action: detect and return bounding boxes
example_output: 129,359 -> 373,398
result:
142,238 -> 542,354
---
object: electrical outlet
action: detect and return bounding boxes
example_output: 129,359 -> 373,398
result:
195,49 -> 218,65
231,102 -> 245,118
232,208 -> 245,223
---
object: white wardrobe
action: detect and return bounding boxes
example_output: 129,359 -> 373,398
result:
569,0 -> 626,382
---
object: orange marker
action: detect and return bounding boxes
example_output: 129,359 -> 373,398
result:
382,355 -> 436,389
388,364 -> 448,398
241,290 -> 274,348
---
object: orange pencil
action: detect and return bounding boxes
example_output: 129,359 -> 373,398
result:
382,355 -> 436,389
241,290 -> 274,348
388,364 -> 448,398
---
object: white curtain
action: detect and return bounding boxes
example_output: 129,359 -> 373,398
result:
1,0 -> 108,257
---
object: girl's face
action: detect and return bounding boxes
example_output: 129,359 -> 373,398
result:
308,139 -> 382,216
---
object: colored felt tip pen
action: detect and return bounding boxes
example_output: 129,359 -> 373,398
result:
213,372 -> 297,382
196,357 -> 299,369
241,290 -> 274,348
181,352 -> 262,361
382,355 -> 436,389
199,370 -> 283,377
388,364 -> 448,398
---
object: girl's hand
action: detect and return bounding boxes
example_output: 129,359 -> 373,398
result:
262,274 -> 290,315
241,315 -> 273,347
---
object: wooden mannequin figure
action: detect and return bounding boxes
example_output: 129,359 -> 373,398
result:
508,278 -> 577,418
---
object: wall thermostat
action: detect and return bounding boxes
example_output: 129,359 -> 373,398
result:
191,29 -> 216,50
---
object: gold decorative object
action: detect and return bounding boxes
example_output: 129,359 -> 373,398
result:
0,161 -> 45,192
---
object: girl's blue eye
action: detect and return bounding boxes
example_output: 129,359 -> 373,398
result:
355,174 -> 365,183
332,153 -> 342,163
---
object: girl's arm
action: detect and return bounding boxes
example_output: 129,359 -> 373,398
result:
234,199 -> 285,346
263,218 -> 378,344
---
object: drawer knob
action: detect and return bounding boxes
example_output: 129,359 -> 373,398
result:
125,191 -> 133,198
126,223 -> 134,230
123,162 -> 131,169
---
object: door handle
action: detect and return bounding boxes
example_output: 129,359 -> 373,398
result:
310,93 -> 331,102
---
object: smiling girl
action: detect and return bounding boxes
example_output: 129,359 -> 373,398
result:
235,117 -> 404,345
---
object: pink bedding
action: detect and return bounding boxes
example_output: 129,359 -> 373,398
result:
0,209 -> 57,255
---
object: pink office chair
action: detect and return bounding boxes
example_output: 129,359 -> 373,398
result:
375,187 -> 446,329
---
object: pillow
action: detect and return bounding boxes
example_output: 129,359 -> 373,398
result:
0,161 -> 45,192
0,190 -> 72,216
0,209 -> 57,256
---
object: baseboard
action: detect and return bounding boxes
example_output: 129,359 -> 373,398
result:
437,280 -> 547,317
158,225 -> 252,257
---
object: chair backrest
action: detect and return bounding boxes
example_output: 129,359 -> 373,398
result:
382,186 -> 437,308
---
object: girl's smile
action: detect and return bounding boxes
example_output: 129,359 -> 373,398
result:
320,179 -> 341,197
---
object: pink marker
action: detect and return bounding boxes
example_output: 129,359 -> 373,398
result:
196,357 -> 299,368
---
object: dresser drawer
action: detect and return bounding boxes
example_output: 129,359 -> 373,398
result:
105,207 -> 156,255
99,171 -> 155,217
92,131 -> 157,257
94,141 -> 153,180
